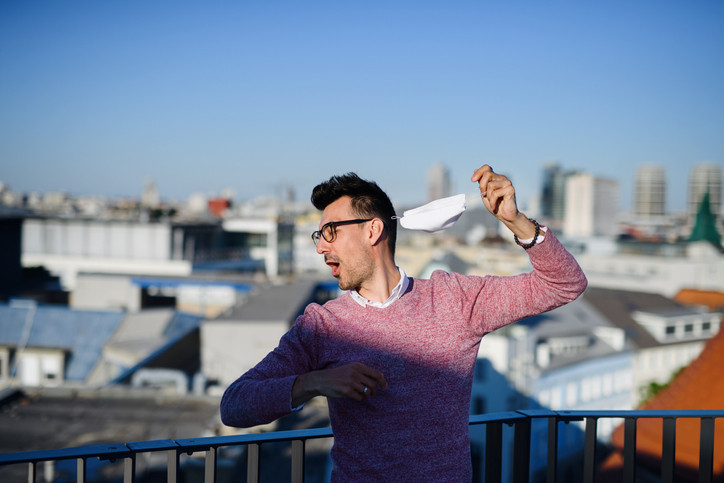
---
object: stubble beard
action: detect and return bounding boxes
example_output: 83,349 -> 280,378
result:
336,256 -> 375,293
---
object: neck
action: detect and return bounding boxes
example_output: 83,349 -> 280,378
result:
356,256 -> 400,304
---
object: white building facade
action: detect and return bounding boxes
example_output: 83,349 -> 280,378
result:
563,173 -> 620,238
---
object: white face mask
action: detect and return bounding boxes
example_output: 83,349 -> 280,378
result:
394,193 -> 466,232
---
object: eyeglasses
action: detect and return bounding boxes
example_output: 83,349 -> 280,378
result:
311,218 -> 373,246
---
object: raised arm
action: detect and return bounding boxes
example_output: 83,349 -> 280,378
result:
471,164 -> 537,241
467,164 -> 587,333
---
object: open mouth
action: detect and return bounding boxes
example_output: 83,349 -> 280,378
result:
325,258 -> 340,277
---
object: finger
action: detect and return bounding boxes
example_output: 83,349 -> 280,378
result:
358,365 -> 387,390
359,382 -> 374,398
478,173 -> 501,200
352,362 -> 387,388
470,164 -> 493,182
357,375 -> 384,397
485,183 -> 513,206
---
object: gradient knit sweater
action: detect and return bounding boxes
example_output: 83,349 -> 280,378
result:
221,230 -> 587,482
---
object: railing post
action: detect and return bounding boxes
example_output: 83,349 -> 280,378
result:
291,439 -> 305,483
623,417 -> 637,483
546,416 -> 558,483
204,447 -> 217,483
247,443 -> 260,483
661,417 -> 676,483
167,449 -> 179,483
76,457 -> 86,483
123,455 -> 135,483
43,460 -> 54,482
698,417 -> 715,483
512,418 -> 531,483
485,422 -> 503,483
583,417 -> 598,483
27,461 -> 36,483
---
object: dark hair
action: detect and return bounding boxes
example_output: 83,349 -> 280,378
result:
311,172 -> 397,255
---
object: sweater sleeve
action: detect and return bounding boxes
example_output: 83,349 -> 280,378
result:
470,228 -> 587,335
219,311 -> 319,428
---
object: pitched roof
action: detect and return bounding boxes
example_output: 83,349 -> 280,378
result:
598,291 -> 724,481
0,301 -> 124,381
517,296 -> 634,373
583,287 -> 709,349
216,278 -> 321,324
689,192 -> 722,248
675,289 -> 724,312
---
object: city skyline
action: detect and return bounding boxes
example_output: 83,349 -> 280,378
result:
2,1 -> 723,211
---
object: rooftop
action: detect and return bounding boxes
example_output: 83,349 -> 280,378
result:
0,302 -> 125,381
600,305 -> 724,481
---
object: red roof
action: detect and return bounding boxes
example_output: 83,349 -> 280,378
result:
598,290 -> 724,482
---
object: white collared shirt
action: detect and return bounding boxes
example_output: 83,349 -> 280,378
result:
349,267 -> 409,308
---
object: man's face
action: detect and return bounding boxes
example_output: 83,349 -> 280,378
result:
316,196 -> 375,291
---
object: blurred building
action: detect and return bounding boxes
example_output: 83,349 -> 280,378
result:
634,164 -> 666,217
427,163 -> 452,202
563,173 -> 619,238
688,163 -> 722,226
20,214 -> 293,291
22,217 -> 205,290
0,299 -> 204,390
0,208 -> 24,299
599,290 -> 724,481
201,278 -> 338,396
540,162 -> 570,229
221,217 -> 294,279
141,178 -> 160,208
576,239 -> 724,297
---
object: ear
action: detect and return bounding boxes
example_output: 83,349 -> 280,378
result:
367,218 -> 386,247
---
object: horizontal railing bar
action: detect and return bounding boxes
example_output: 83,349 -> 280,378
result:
2,409 -> 723,469
516,409 -> 559,418
0,444 -> 130,465
125,440 -> 180,452
556,410 -> 724,419
469,411 -> 529,425
175,426 -> 333,452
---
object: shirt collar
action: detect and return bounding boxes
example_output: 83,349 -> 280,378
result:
349,267 -> 409,308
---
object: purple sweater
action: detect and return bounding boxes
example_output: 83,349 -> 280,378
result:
220,230 -> 587,482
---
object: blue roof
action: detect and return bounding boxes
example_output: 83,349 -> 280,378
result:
0,302 -> 125,381
130,277 -> 252,292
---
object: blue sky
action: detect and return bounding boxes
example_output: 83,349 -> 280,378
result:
1,1 -> 723,212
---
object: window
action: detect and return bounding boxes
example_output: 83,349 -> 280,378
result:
581,378 -> 592,402
0,349 -> 8,381
566,382 -> 577,406
590,377 -> 602,400
603,374 -> 613,397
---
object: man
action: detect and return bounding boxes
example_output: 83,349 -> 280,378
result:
220,165 -> 587,482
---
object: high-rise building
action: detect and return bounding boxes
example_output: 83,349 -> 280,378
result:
427,163 -> 452,202
634,165 -> 666,217
142,178 -> 160,208
688,163 -> 722,225
563,173 -> 619,238
540,163 -> 568,224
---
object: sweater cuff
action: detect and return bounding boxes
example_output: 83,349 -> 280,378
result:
290,375 -> 304,412
516,225 -> 548,245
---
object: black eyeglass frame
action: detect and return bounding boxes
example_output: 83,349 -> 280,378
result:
311,218 -> 373,246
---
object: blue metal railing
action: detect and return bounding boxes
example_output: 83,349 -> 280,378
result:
1,409 -> 722,483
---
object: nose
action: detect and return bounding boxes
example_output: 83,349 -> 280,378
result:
316,237 -> 330,254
